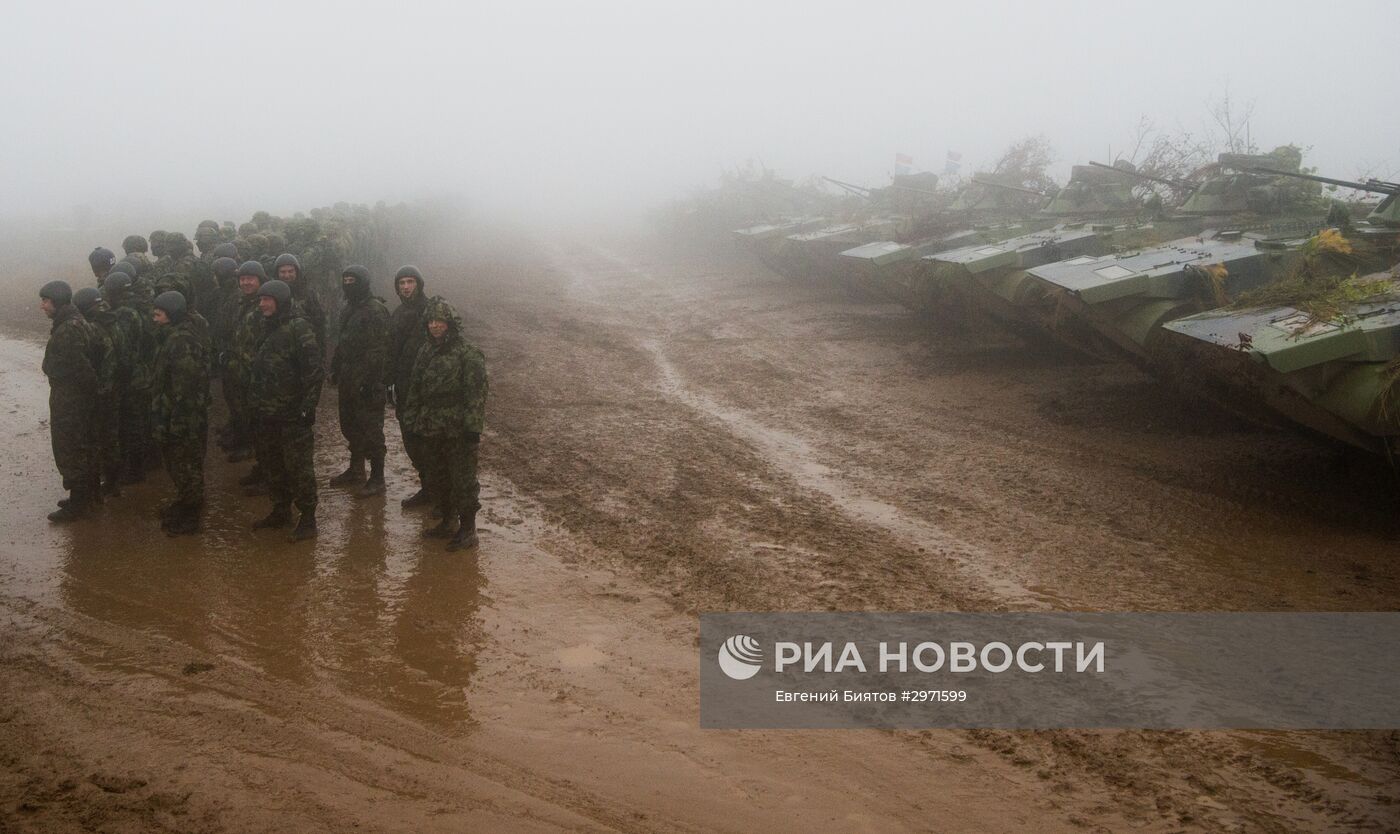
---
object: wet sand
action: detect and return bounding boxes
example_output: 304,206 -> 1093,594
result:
2,235 -> 1399,832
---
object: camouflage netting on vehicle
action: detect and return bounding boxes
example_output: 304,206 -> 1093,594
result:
1231,231 -> 1396,324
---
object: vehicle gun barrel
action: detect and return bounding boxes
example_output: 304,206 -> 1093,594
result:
1247,167 -> 1400,195
1088,160 -> 1191,189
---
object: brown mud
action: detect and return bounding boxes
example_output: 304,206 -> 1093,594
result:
2,233 -> 1399,832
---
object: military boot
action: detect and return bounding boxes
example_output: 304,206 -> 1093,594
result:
288,510 -> 317,542
400,487 -> 431,508
357,457 -> 385,498
329,456 -> 365,487
423,510 -> 453,539
447,513 -> 480,552
47,488 -> 87,523
252,505 -> 292,529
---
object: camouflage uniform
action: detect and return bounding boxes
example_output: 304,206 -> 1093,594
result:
329,266 -> 390,490
388,267 -> 430,490
402,299 -> 487,541
151,306 -> 211,530
153,273 -> 213,358
42,297 -> 101,514
225,284 -> 265,455
249,286 -> 323,519
102,275 -> 157,483
75,292 -> 130,494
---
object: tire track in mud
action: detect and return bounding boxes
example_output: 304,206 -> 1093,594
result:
642,336 -> 1046,609
567,245 -> 1050,611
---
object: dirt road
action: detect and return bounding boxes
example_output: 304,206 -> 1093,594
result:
2,233 -> 1398,832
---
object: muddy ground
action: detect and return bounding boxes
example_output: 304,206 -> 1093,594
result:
1,231 -> 1398,832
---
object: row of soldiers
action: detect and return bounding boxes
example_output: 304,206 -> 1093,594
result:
39,236 -> 488,551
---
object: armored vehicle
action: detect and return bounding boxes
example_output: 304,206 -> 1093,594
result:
1163,266 -> 1400,454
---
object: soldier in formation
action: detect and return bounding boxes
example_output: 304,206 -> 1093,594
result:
329,265 -> 390,497
248,279 -> 323,542
39,207 -> 485,551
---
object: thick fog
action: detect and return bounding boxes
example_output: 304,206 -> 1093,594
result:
3,0 -> 1397,228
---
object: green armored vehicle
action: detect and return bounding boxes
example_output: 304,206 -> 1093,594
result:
837,174 -> 1057,309
1162,266 -> 1400,454
902,161 -> 1173,329
1039,161 -> 1142,218
1176,149 -> 1318,216
1024,231 -> 1310,365
733,216 -> 832,270
764,174 -> 948,285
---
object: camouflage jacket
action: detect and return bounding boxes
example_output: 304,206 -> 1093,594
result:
42,304 -> 101,395
207,284 -> 241,363
249,310 -> 323,422
124,252 -> 155,280
387,293 -> 428,396
402,304 -> 487,438
331,296 -> 390,400
111,299 -> 156,391
228,294 -> 265,385
150,318 -> 211,444
85,304 -> 128,397
293,286 -> 328,355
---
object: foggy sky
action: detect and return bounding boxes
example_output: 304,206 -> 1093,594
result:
3,0 -> 1398,227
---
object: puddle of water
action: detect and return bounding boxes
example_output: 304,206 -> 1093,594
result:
1235,733 -> 1377,786
0,334 -> 488,728
557,644 -> 607,669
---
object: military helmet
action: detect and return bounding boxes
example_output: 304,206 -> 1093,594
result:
102,272 -> 133,300
40,280 -> 73,306
73,286 -> 102,314
213,256 -> 239,281
273,252 -> 302,279
154,290 -> 187,323
258,279 -> 292,310
237,260 -> 268,281
212,241 -> 238,260
166,232 -> 193,257
121,234 -> 149,255
197,219 -> 219,231
263,231 -> 286,252
149,230 -> 169,257
111,260 -> 137,278
88,246 -> 116,272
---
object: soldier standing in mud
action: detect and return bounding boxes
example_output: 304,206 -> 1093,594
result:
100,272 -> 156,484
73,287 -> 129,499
248,279 -> 323,542
150,291 -> 211,535
40,281 -> 101,522
228,262 -> 269,484
328,265 -> 390,497
402,298 -> 488,551
273,253 -> 327,355
388,266 -> 431,507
